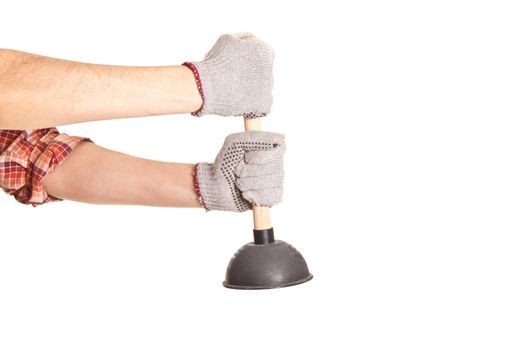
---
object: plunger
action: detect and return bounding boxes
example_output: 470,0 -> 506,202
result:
223,118 -> 313,290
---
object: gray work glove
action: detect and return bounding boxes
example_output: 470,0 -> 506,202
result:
196,131 -> 284,212
183,33 -> 274,118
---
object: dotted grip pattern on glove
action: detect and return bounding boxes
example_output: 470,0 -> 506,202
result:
196,131 -> 285,212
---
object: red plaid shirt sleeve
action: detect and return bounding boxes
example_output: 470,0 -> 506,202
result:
0,128 -> 90,206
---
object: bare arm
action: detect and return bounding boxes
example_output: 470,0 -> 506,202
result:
0,49 -> 202,129
42,141 -> 201,207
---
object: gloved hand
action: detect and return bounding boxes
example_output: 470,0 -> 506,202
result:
183,33 -> 274,118
195,131 -> 284,212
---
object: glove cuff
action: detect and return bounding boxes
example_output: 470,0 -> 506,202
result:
182,62 -> 205,116
195,162 -> 231,212
195,162 -> 218,210
195,162 -> 251,212
192,163 -> 207,210
191,58 -> 239,117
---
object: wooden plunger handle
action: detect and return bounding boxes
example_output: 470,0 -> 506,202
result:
244,118 -> 272,230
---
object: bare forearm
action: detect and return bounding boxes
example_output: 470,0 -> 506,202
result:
42,142 -> 201,207
0,49 -> 202,129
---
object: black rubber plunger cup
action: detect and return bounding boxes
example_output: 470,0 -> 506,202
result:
223,118 -> 313,290
223,227 -> 313,289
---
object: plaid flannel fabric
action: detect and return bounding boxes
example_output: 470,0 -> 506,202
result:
0,128 -> 89,206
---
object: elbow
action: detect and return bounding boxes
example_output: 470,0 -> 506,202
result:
0,106 -> 5,130
0,107 -> 9,130
0,48 -> 14,75
0,49 -> 34,130
0,104 -> 17,130
0,49 -> 14,129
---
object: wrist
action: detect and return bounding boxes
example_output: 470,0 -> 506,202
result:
193,163 -> 207,210
181,62 -> 204,116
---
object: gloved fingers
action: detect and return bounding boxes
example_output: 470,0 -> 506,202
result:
242,35 -> 274,57
241,187 -> 283,207
223,131 -> 284,152
226,33 -> 271,47
218,32 -> 254,42
210,33 -> 255,53
244,147 -> 285,165
234,161 -> 283,178
205,34 -> 236,59
209,33 -> 272,61
231,32 -> 255,40
236,173 -> 283,192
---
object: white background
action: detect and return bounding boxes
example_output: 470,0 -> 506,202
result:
1,0 -> 525,349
